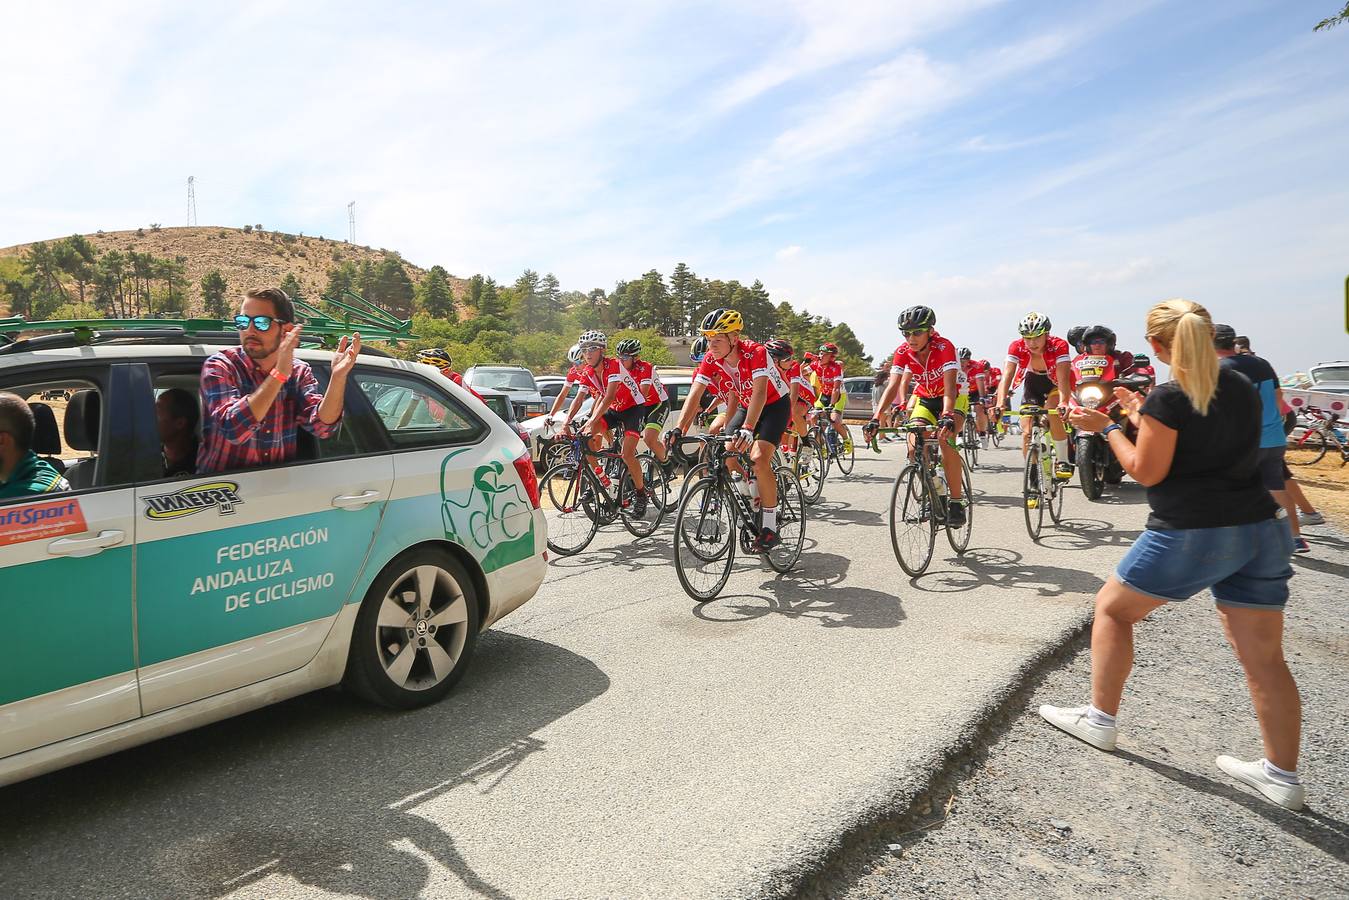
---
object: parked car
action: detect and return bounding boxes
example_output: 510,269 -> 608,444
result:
463,365 -> 547,421
0,338 -> 547,787
842,375 -> 876,420
536,375 -> 568,404
521,374 -> 698,468
1308,361 -> 1349,395
474,385 -> 531,448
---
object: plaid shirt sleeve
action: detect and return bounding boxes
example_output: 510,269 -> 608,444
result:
201,352 -> 264,446
294,362 -> 340,438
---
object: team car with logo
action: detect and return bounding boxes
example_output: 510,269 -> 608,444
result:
0,331 -> 547,786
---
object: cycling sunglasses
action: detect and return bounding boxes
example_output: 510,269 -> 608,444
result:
617,353 -> 637,360
901,328 -> 931,337
233,314 -> 278,332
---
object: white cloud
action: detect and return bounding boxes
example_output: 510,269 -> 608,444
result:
775,245 -> 802,260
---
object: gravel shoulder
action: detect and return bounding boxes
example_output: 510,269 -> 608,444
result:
821,525 -> 1349,900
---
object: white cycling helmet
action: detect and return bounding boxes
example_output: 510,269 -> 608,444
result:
567,343 -> 583,365
578,330 -> 607,349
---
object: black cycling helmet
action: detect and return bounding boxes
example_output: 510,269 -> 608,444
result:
1065,325 -> 1087,352
1132,353 -> 1150,366
958,347 -> 973,361
615,337 -> 641,356
898,305 -> 936,331
690,336 -> 709,362
417,347 -> 453,368
1083,324 -> 1116,351
764,338 -> 793,359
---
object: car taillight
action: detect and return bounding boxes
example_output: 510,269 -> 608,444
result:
513,450 -> 541,509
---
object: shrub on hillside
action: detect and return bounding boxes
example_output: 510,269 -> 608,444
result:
243,225 -> 253,233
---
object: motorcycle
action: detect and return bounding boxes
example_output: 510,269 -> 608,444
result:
1069,353 -> 1150,501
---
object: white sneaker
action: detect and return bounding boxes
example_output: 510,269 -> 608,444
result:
1216,756 -> 1305,811
1038,704 -> 1118,752
1299,511 -> 1325,526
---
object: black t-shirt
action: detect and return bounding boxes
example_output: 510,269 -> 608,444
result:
1139,367 -> 1278,530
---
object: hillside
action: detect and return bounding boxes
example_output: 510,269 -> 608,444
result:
0,226 -> 468,317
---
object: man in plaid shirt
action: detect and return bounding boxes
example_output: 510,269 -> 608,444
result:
198,287 -> 360,474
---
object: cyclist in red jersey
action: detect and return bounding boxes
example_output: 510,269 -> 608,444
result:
560,330 -> 650,515
667,307 -> 791,551
547,344 -> 586,419
865,305 -> 967,527
417,348 -> 484,402
768,338 -> 814,453
615,337 -> 670,468
993,312 -> 1074,479
960,348 -> 992,446
812,342 -> 852,453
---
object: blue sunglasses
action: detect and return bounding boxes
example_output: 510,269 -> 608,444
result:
234,314 -> 277,332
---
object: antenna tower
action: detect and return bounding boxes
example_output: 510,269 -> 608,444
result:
187,176 -> 198,226
347,201 -> 356,244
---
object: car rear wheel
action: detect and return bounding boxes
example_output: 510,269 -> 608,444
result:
345,549 -> 481,709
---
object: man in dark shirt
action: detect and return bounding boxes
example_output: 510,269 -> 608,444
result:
156,388 -> 200,477
198,287 -> 360,474
1214,324 -> 1304,552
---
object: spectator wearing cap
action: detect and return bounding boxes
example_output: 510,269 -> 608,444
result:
1213,324 -> 1307,553
0,392 -> 71,500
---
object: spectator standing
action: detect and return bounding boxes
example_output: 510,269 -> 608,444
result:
0,392 -> 71,500
1043,298 -> 1305,811
1212,324 -> 1308,553
198,287 -> 359,474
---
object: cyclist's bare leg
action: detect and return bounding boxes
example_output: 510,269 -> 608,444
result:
1047,390 -> 1068,443
941,413 -> 965,499
1019,416 -> 1033,456
975,403 -> 989,435
751,438 -> 778,509
831,408 -> 848,440
642,425 -> 668,464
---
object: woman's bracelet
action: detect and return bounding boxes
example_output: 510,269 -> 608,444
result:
1102,423 -> 1122,437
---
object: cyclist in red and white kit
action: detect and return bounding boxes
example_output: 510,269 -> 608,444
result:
547,344 -> 586,418
865,305 -> 967,527
812,342 -> 852,453
667,307 -> 791,551
993,312 -> 1075,479
960,348 -> 992,447
614,337 -> 671,469
560,330 -> 651,516
784,345 -> 818,452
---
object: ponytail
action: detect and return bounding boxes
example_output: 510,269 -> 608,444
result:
1145,299 -> 1219,415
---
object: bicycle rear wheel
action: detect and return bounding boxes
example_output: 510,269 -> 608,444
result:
541,463 -> 600,556
767,465 -> 805,573
620,457 -> 667,537
946,457 -> 974,554
674,477 -> 736,601
835,424 -> 856,475
798,439 -> 827,505
1291,429 -> 1328,465
890,464 -> 936,576
1023,447 -> 1045,541
962,417 -> 979,468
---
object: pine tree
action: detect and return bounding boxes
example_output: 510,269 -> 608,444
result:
279,272 -> 303,302
670,262 -> 701,333
540,272 -> 563,330
417,265 -> 457,320
325,261 -> 359,300
201,270 -> 229,319
512,269 -> 543,331
375,255 -> 415,317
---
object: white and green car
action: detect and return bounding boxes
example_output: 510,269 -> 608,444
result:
0,338 -> 547,787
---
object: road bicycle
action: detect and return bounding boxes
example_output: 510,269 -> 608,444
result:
671,435 -> 806,601
1289,405 -> 1349,466
956,411 -> 980,468
1017,405 -> 1066,540
882,421 -> 974,576
540,419 -> 671,555
809,409 -> 855,476
776,428 -> 828,505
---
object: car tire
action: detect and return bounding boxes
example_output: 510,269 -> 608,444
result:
344,548 -> 481,709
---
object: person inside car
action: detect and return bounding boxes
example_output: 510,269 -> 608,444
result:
198,287 -> 359,474
0,392 -> 72,500
156,388 -> 200,477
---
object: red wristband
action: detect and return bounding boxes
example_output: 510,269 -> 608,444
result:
269,368 -> 288,384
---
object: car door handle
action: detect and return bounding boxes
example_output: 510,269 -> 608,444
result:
47,530 -> 125,558
332,490 -> 384,510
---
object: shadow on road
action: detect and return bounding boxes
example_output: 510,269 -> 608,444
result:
1113,748 -> 1349,865
693,551 -> 905,629
911,547 -> 1106,599
1034,517 -> 1143,551
0,633 -> 609,900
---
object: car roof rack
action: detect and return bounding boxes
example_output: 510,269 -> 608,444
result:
0,290 -> 415,356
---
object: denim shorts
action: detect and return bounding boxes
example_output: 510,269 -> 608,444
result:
1116,517 -> 1293,610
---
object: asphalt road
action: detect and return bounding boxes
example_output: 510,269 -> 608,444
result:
3,439 -> 1153,899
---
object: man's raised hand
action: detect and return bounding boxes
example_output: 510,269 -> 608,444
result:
332,332 -> 361,379
276,324 -> 304,378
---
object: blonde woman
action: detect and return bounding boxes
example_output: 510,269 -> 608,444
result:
1041,299 -> 1304,810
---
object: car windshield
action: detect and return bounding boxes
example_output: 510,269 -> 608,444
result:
472,369 -> 536,391
1311,365 -> 1349,384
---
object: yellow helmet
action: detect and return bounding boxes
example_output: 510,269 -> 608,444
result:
699,307 -> 743,335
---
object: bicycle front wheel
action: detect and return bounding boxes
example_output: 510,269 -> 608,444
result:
767,465 -> 806,573
890,464 -> 936,576
674,477 -> 736,601
1291,429 -> 1328,466
962,418 -> 979,468
1023,447 -> 1045,541
541,463 -> 600,556
946,457 -> 974,554
798,439 -> 827,505
835,424 -> 856,475
620,457 -> 667,538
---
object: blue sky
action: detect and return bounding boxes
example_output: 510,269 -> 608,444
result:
4,1 -> 1347,375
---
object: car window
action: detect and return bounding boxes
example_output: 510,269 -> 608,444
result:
470,369 -> 536,391
673,383 -> 692,405
0,375 -> 109,502
480,394 -> 513,423
354,370 -> 487,449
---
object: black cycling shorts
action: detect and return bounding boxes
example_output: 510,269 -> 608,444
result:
602,405 -> 645,437
727,396 -> 792,446
643,400 -> 669,430
1021,371 -> 1057,408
